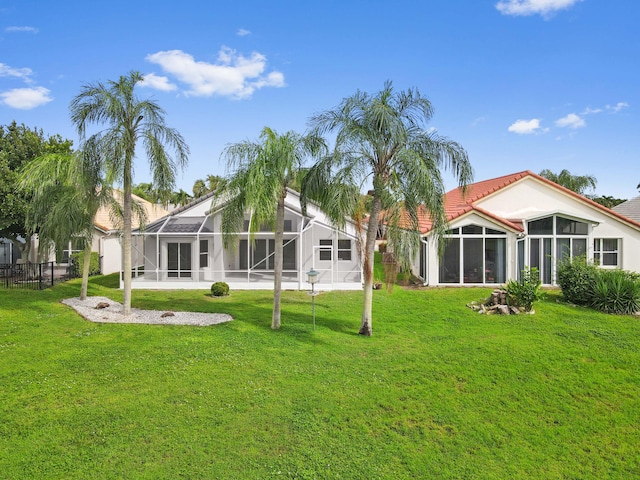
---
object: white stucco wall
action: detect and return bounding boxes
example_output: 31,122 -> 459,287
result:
418,177 -> 640,286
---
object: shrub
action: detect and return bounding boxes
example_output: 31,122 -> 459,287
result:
505,267 -> 542,311
70,251 -> 101,277
211,282 -> 230,297
557,255 -> 598,305
590,269 -> 640,315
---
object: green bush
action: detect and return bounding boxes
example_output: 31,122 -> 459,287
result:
211,282 -> 230,297
69,251 -> 101,277
557,256 -> 598,305
505,267 -> 542,311
590,269 -> 640,315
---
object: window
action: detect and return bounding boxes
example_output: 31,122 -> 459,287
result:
528,217 -> 553,235
439,226 -> 506,284
594,239 -> 620,267
461,225 -> 483,235
168,242 -> 192,278
199,239 -> 209,268
439,238 -> 461,283
527,215 -> 591,285
239,239 -> 296,270
556,217 -> 588,235
243,220 -> 293,232
319,239 -> 332,261
338,239 -> 352,261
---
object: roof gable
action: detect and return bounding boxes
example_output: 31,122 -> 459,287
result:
415,170 -> 640,234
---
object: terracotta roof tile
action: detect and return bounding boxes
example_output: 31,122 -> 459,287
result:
390,170 -> 640,234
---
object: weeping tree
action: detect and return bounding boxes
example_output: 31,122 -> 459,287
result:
303,81 -> 473,336
70,71 -> 189,315
20,139 -> 113,299
220,127 -> 326,329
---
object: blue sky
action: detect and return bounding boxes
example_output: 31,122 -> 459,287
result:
1,0 -> 638,199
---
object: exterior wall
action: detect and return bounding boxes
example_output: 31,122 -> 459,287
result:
419,177 -> 640,285
478,177 -> 640,274
130,194 -> 363,291
422,213 -> 519,286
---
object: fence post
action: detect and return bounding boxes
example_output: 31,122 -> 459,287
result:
39,262 -> 43,290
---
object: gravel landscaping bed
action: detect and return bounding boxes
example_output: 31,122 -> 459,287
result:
61,296 -> 233,326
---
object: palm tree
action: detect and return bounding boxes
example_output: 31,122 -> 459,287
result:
192,179 -> 208,198
170,189 -> 192,207
192,175 -> 228,198
20,139 -> 113,299
70,71 -> 189,315
220,126 -> 326,329
539,169 -> 597,196
303,81 -> 473,336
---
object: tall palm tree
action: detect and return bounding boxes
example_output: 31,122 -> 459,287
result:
70,71 -> 189,315
303,81 -> 473,336
539,169 -> 597,196
221,126 -> 326,329
20,139 -> 113,299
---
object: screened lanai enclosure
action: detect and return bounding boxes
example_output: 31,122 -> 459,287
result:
128,191 -> 364,291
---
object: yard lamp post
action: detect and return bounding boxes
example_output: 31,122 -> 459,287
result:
306,268 -> 319,330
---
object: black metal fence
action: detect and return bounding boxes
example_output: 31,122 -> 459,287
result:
0,262 -> 75,290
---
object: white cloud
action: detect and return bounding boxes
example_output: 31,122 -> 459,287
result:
5,26 -> 38,33
237,28 -> 251,36
145,47 -> 285,99
496,0 -> 583,17
607,102 -> 629,113
138,73 -> 177,92
0,63 -> 33,83
0,86 -> 53,109
507,118 -> 545,134
581,107 -> 603,115
555,113 -> 585,129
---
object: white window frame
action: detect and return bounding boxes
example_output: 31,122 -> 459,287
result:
337,239 -> 352,261
594,238 -> 620,268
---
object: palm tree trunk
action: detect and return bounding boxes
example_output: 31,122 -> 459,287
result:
79,246 -> 92,300
359,195 -> 382,336
272,193 -> 285,329
122,157 -> 133,316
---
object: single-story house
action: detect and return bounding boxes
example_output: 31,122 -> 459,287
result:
409,170 -> 640,286
128,189 -> 363,290
41,191 -> 169,274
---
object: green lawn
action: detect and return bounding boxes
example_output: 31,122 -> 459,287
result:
1,276 -> 638,479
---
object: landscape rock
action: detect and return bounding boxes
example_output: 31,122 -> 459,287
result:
95,302 -> 110,309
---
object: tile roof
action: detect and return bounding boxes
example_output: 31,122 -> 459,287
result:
406,170 -> 640,234
93,190 -> 169,232
612,196 -> 640,223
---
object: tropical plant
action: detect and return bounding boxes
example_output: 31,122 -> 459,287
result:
169,189 -> 193,207
590,195 -> 626,209
19,140 -> 113,299
303,81 -> 472,335
591,269 -> 640,315
539,169 -> 597,196
0,121 -> 73,258
505,267 -> 542,311
556,255 -> 598,305
220,126 -> 326,329
192,175 -> 228,198
70,71 -> 189,314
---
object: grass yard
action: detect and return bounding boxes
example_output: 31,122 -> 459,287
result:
1,275 -> 639,479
